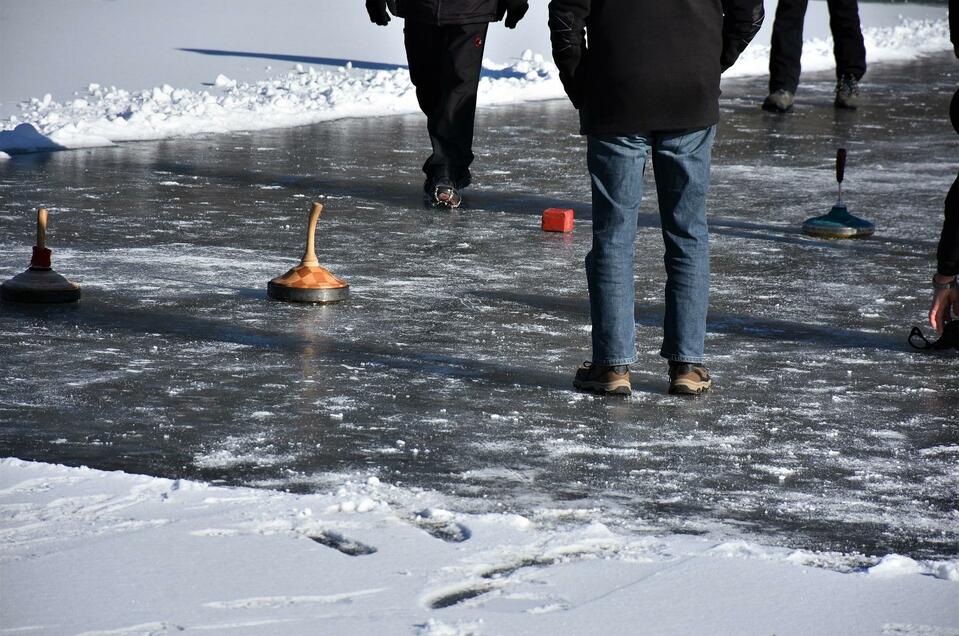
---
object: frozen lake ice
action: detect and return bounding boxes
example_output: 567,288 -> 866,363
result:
0,54 -> 956,562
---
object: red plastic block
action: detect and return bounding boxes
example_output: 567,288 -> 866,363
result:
542,208 -> 574,233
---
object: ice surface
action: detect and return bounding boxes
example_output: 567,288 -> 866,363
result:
1,55 -> 956,566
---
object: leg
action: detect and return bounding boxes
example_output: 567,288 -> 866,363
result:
438,22 -> 488,187
585,134 -> 650,366
404,20 -> 446,181
650,126 -> 716,364
826,0 -> 866,80
769,0 -> 809,93
419,22 -> 489,187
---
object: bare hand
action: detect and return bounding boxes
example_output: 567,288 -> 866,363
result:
929,285 -> 959,334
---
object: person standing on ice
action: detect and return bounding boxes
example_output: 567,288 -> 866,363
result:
365,0 -> 529,208
928,0 -> 959,335
549,0 -> 764,396
761,0 -> 867,113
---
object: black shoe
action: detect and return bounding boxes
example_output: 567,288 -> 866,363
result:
573,361 -> 631,396
452,171 -> 472,190
424,178 -> 462,209
762,89 -> 795,113
834,74 -> 861,110
667,361 -> 712,395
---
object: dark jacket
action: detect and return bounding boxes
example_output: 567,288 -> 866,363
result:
940,174 -> 959,277
951,0 -> 958,49
394,0 -> 500,25
548,0 -> 764,134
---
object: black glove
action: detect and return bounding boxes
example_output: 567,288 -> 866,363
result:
366,0 -> 391,26
497,0 -> 529,29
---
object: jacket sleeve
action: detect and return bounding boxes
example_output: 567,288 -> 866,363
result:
720,0 -> 764,72
938,174 -> 959,277
548,0 -> 590,109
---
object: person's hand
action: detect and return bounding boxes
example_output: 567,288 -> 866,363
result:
366,0 -> 391,26
929,275 -> 959,334
497,0 -> 529,29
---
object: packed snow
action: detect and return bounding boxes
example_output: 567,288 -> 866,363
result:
2,458 -> 957,635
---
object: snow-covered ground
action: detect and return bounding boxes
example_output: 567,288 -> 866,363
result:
0,1 -> 951,152
3,458 -> 957,635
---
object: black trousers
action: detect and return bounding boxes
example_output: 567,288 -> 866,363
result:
404,19 -> 488,188
769,0 -> 867,93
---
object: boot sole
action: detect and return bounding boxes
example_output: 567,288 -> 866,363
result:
573,379 -> 632,396
668,379 -> 712,396
425,198 -> 462,210
761,103 -> 793,114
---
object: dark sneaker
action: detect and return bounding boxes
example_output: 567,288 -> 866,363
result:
573,362 -> 631,396
762,89 -> 795,113
834,74 -> 861,110
668,362 -> 712,395
452,171 -> 472,190
424,178 -> 462,209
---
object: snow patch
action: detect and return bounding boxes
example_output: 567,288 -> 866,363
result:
869,554 -> 923,578
2,459 -> 957,635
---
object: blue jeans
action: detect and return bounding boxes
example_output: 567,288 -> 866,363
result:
585,126 -> 716,366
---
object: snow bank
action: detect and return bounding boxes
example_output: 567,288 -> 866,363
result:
1,17 -> 950,154
725,18 -> 952,78
1,458 -> 957,635
1,53 -> 556,153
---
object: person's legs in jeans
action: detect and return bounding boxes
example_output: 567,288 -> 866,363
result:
769,0 -> 809,93
826,0 -> 866,80
650,126 -> 716,364
585,134 -> 651,366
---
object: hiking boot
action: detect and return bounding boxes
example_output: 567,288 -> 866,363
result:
424,177 -> 462,209
834,74 -> 861,110
667,361 -> 712,396
762,89 -> 795,113
573,361 -> 631,396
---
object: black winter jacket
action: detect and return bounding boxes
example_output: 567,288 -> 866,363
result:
548,0 -> 764,134
951,0 -> 958,49
941,0 -> 959,276
939,176 -> 959,277
394,0 -> 501,25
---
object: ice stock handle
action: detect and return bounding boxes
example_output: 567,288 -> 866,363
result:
836,148 -> 847,184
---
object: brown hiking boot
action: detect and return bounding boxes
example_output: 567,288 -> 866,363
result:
762,89 -> 795,114
573,362 -> 631,396
668,362 -> 712,395
834,74 -> 861,110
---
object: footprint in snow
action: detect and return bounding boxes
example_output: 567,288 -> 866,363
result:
426,557 -> 557,609
308,531 -> 377,556
411,509 -> 472,543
